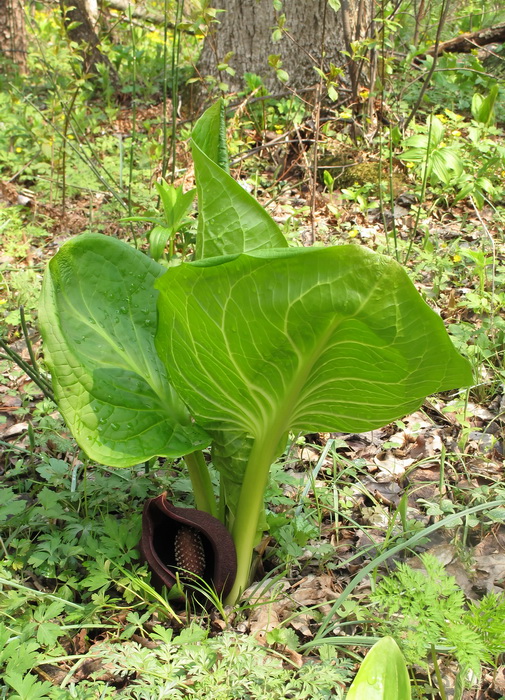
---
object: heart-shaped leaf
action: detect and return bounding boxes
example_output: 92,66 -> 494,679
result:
156,244 -> 472,508
39,234 -> 210,467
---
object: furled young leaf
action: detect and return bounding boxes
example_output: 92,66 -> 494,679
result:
156,244 -> 473,510
191,99 -> 230,173
39,234 -> 209,467
191,100 -> 288,259
427,115 -> 445,147
148,224 -> 172,261
346,637 -> 411,700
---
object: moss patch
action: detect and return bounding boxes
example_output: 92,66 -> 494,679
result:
319,156 -> 408,197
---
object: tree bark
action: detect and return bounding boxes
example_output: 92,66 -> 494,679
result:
197,0 -> 371,97
0,0 -> 27,72
60,0 -> 119,86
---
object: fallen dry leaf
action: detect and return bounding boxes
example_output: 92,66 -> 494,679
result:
0,421 -> 28,438
281,647 -> 304,668
360,476 -> 402,507
245,579 -> 291,642
373,453 -> 415,479
486,666 -> 505,695
289,573 -> 337,615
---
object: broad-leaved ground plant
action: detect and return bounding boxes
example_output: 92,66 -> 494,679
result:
39,100 -> 473,604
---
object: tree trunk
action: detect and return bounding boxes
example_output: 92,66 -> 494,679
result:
0,0 -> 27,72
197,0 -> 372,98
60,0 -> 119,86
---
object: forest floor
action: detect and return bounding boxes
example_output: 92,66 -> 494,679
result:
1,97 -> 505,699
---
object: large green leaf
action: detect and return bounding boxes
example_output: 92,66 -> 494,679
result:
191,101 -> 288,259
155,244 -> 472,500
39,234 -> 210,467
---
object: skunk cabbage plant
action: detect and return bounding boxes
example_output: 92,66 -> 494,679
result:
39,100 -> 473,604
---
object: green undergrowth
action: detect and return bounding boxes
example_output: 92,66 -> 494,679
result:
1,441 -> 357,697
1,620 -> 353,699
368,554 -> 505,689
1,419 -> 505,696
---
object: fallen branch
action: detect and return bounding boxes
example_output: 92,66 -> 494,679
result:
422,22 -> 505,58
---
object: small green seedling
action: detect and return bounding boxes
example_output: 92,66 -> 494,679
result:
121,179 -> 196,261
471,85 -> 499,127
39,100 -> 472,604
399,115 -> 464,186
347,636 -> 411,700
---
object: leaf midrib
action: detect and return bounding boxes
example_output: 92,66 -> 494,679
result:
251,269 -> 385,441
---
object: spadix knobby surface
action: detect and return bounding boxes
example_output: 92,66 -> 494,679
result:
39,234 -> 210,467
